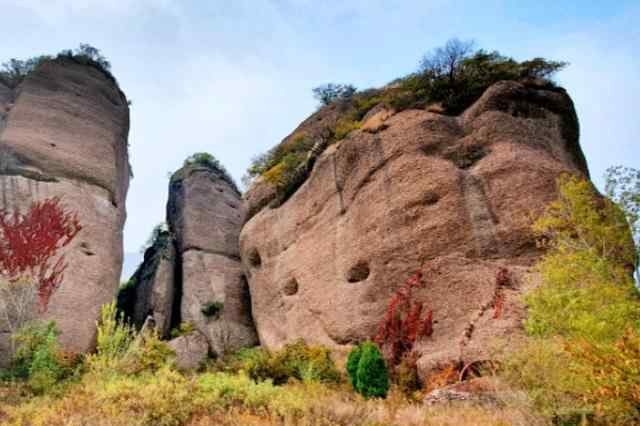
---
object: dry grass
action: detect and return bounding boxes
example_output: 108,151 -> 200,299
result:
0,372 -> 547,426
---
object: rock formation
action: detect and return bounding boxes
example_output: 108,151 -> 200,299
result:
0,58 -> 130,360
117,230 -> 176,338
240,80 -> 589,378
119,162 -> 258,357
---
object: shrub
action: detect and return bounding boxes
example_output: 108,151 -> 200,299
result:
504,174 -> 640,424
175,152 -> 239,193
11,321 -> 72,393
312,83 -> 357,107
394,352 -> 421,396
348,342 -> 389,399
0,56 -> 51,88
89,301 -> 174,374
169,321 -> 194,339
201,301 -> 224,318
228,340 -> 340,385
375,270 -> 433,365
56,43 -> 117,85
346,344 -> 362,389
605,165 -> 640,281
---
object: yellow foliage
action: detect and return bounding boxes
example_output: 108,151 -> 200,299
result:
504,174 -> 640,424
333,117 -> 361,141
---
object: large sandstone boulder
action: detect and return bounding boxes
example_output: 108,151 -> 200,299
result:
0,58 -> 130,360
240,81 -> 588,377
168,164 -> 258,355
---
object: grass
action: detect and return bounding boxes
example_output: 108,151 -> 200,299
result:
0,371 -> 545,426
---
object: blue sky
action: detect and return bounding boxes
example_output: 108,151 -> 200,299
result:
0,0 -> 638,271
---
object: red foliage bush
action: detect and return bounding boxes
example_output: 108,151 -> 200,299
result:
0,197 -> 81,311
375,269 -> 433,365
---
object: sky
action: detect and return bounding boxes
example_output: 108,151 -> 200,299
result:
0,0 -> 638,276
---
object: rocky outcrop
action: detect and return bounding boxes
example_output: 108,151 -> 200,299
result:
117,230 -> 176,338
240,81 -> 589,377
169,164 -> 258,355
168,331 -> 209,371
120,163 -> 258,356
0,58 -> 130,359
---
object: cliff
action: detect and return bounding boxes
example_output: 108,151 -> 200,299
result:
240,80 -> 589,377
0,57 -> 130,359
120,162 -> 258,356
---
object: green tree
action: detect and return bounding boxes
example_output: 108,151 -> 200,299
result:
312,83 -> 357,107
347,342 -> 389,399
605,166 -> 640,281
0,56 -> 51,88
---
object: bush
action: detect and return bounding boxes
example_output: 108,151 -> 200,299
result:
504,174 -> 640,424
89,302 -> 174,374
228,340 -> 340,385
201,301 -> 223,318
347,342 -> 389,399
0,56 -> 51,88
11,321 -> 73,393
312,83 -> 357,107
175,152 -> 239,193
169,321 -> 195,339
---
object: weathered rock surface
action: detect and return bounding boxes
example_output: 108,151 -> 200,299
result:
0,58 -> 130,359
240,81 -> 589,376
117,231 -> 176,338
168,330 -> 209,371
120,164 -> 258,356
169,165 -> 258,355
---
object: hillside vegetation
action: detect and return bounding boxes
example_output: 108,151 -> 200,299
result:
1,170 -> 638,425
244,39 -> 567,201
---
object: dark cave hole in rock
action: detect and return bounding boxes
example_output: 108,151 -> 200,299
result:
347,261 -> 370,283
283,278 -> 299,296
423,191 -> 440,205
248,248 -> 262,268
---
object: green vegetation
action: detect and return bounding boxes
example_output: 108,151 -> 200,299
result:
0,56 -> 51,88
172,152 -> 239,194
312,83 -> 357,107
5,321 -> 77,394
226,339 -> 341,385
201,301 -> 224,318
169,321 -> 195,339
0,303 -> 544,425
245,38 -> 566,203
0,44 -> 117,89
503,174 -> 640,425
347,342 -> 390,399
605,166 -> 640,281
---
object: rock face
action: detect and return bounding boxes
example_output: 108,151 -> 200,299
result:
240,81 -> 589,376
0,58 -> 130,359
168,331 -> 209,371
120,164 -> 258,356
169,165 -> 258,355
117,230 -> 176,338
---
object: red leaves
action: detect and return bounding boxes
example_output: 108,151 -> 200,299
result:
0,197 -> 81,311
375,269 -> 433,365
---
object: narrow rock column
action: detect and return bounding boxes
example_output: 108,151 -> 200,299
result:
168,164 -> 258,355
